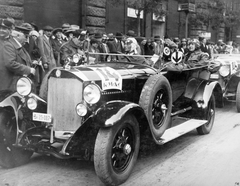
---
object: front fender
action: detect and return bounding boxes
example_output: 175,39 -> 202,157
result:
94,100 -> 146,127
0,91 -> 22,114
193,81 -> 221,108
0,91 -> 47,145
226,75 -> 240,93
61,100 -> 147,157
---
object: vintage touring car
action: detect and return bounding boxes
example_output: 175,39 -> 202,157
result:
210,54 -> 240,111
0,53 -> 219,186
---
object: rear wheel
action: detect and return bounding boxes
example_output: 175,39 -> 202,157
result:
94,114 -> 140,186
0,111 -> 33,168
197,95 -> 215,135
236,81 -> 240,112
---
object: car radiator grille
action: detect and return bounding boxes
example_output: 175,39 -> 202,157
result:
47,77 -> 82,131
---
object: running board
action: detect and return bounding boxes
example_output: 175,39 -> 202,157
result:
158,119 -> 208,144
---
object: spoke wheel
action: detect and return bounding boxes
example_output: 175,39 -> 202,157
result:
152,89 -> 168,128
94,114 -> 140,186
236,81 -> 240,112
197,95 -> 215,135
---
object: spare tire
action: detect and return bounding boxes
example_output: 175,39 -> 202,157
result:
139,73 -> 172,139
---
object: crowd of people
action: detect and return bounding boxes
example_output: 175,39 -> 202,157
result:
0,17 -> 239,94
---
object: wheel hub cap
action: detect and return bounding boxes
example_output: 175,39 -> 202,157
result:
123,144 -> 131,155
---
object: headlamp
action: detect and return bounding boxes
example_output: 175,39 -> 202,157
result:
27,97 -> 37,110
16,77 -> 32,96
76,103 -> 87,116
83,84 -> 101,104
73,54 -> 81,63
219,65 -> 230,77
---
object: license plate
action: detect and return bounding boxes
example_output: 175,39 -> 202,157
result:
33,112 -> 52,123
210,74 -> 219,79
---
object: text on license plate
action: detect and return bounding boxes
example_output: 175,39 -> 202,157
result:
33,112 -> 52,123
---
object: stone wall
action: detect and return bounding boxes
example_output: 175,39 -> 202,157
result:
0,0 -> 24,24
85,0 -> 106,33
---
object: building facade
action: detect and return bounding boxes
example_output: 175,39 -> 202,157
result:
0,0 -> 240,43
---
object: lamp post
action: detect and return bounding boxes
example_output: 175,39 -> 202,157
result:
178,0 -> 196,38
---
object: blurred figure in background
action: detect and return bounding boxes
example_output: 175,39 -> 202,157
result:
153,36 -> 164,56
144,38 -> 155,55
88,38 -> 100,64
232,42 -> 239,54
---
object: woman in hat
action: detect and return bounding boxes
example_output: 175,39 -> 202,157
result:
51,28 -> 67,66
124,38 -> 152,65
184,39 -> 209,68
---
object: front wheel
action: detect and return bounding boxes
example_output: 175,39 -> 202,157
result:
94,114 -> 140,186
0,111 -> 33,168
236,81 -> 240,112
197,95 -> 215,135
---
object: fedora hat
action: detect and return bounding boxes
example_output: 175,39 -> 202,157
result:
52,28 -> 62,35
115,32 -> 123,39
94,32 -> 103,39
154,35 -> 161,41
126,30 -> 135,37
30,22 -> 38,31
0,18 -> 13,29
62,23 -> 70,29
69,25 -> 80,30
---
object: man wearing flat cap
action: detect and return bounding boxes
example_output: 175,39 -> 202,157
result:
15,23 -> 33,51
0,19 -> 36,91
37,25 -> 56,80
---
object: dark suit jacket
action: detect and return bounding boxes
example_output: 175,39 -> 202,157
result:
0,37 -> 32,91
107,39 -> 124,53
200,43 -> 211,58
51,37 -> 67,66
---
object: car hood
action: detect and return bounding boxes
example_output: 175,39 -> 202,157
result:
50,62 -> 157,91
54,62 -> 157,81
214,54 -> 240,66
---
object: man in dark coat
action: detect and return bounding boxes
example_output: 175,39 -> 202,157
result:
0,23 -> 35,91
37,25 -> 56,80
60,30 -> 84,66
199,36 -> 211,58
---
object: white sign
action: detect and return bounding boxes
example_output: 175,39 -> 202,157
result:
33,112 -> 52,123
171,51 -> 183,63
199,32 -> 211,39
163,47 -> 170,56
90,67 -> 123,91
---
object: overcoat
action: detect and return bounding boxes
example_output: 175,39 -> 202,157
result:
0,37 -> 32,91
